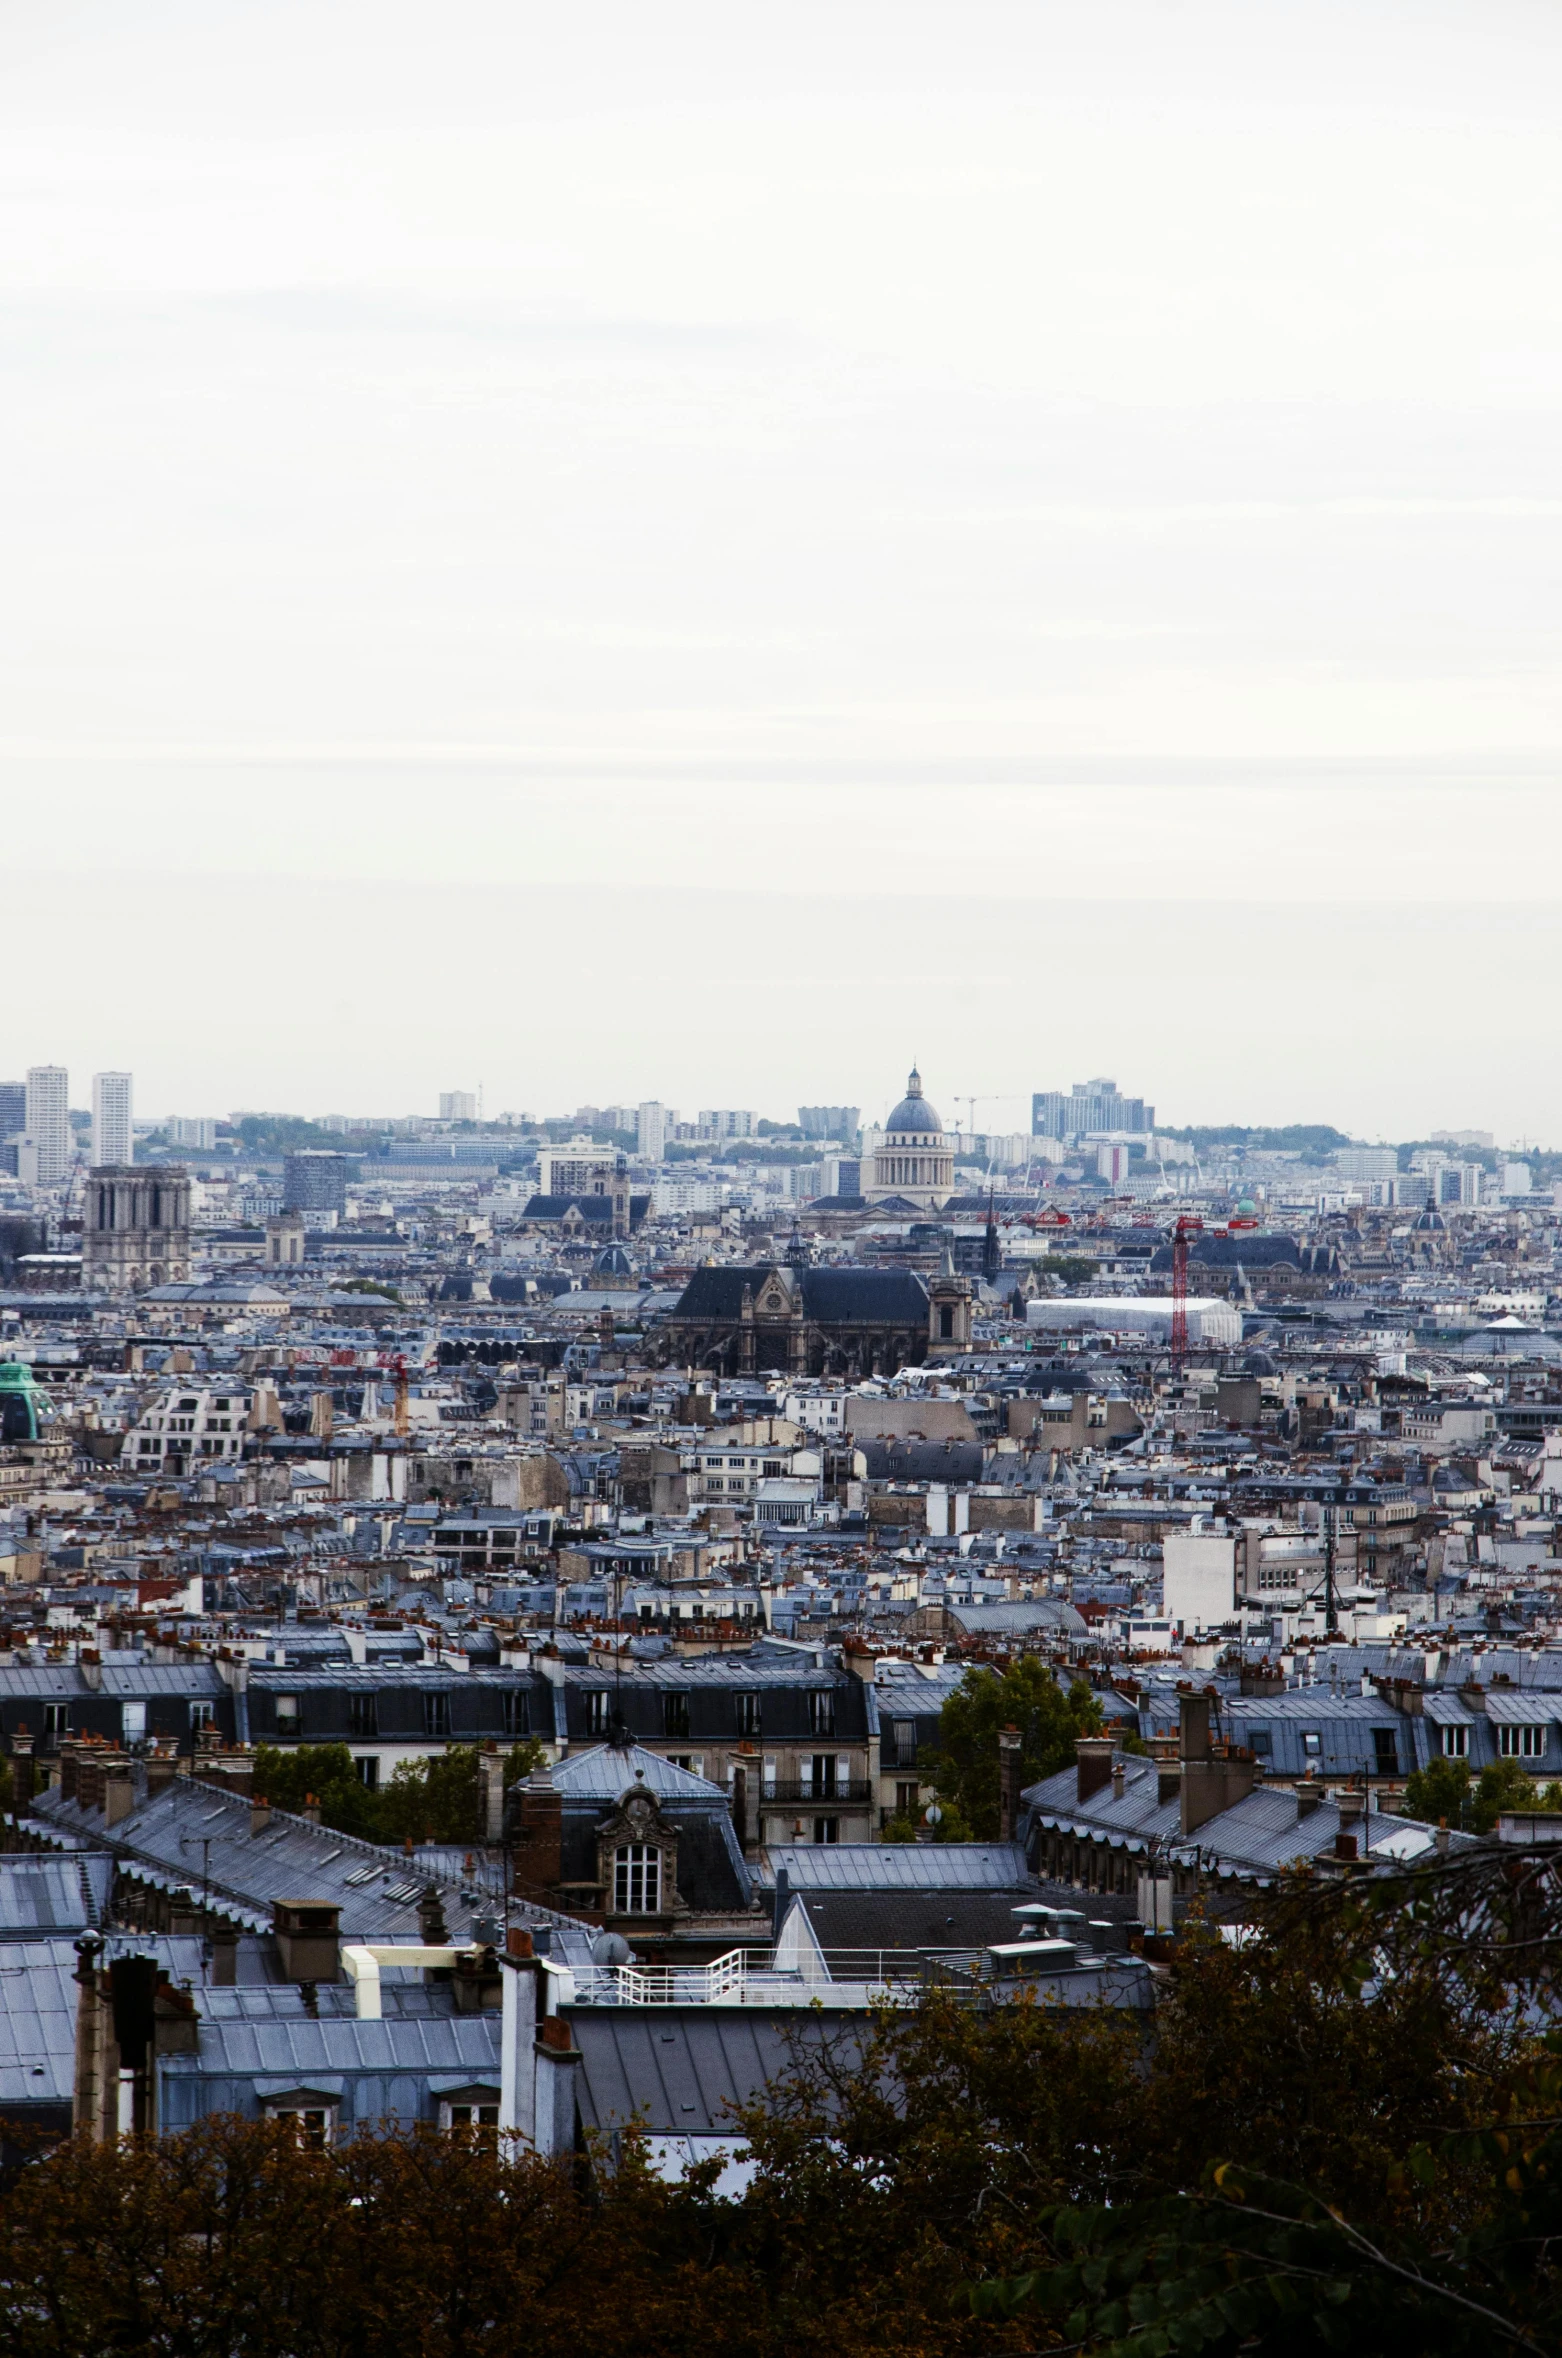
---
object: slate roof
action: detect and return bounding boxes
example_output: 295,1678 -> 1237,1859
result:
558,1654 -> 846,1692
943,1600 -> 1089,1638
798,1268 -> 929,1324
522,1195 -> 615,1223
570,2006 -> 866,2136
858,1438 -> 985,1482
30,1776 -> 581,1939
0,1853 -> 112,1934
548,1743 -> 728,1801
764,1841 -> 1032,1890
158,1996 -> 502,2130
1022,1759 -> 1448,1883
788,1890 -> 1086,1951
667,1265 -> 930,1326
0,1934 -> 210,2109
1136,1693 -> 1416,1780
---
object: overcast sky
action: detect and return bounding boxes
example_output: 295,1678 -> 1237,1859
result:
4,0 -> 1561,1138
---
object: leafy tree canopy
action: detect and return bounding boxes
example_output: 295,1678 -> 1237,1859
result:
250,1741 -> 542,1848
925,1659 -> 1104,1839
1402,1752 -> 1562,1834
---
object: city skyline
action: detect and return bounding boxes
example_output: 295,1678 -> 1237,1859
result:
3,4 -> 1562,1134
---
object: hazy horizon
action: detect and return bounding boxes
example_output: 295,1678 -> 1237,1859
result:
4,2 -> 1561,1136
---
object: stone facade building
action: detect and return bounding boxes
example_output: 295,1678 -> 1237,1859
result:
656,1258 -> 970,1377
82,1167 -> 192,1293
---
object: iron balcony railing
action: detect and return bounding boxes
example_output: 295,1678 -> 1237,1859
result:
754,1779 -> 875,1807
567,1946 -> 981,2007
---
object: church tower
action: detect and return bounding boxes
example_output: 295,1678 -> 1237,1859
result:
927,1240 -> 973,1357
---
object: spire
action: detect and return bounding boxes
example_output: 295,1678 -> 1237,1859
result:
905,1065 -> 922,1097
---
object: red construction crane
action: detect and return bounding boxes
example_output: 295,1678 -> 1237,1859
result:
1169,1213 -> 1204,1370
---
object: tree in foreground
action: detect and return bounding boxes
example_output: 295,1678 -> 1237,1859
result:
0,1835 -> 1559,2353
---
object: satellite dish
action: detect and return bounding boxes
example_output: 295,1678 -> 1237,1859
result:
591,1931 -> 632,1967
923,1801 -> 943,1828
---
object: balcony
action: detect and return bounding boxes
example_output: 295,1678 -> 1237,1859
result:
756,1779 -> 875,1808
561,1941 -> 1126,2009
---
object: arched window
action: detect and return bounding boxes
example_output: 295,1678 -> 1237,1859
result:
150,1186 -> 162,1230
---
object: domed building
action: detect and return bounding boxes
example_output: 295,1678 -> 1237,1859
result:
866,1067 -> 955,1211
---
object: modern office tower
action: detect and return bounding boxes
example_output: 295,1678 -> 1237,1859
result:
92,1072 -> 133,1168
439,1091 -> 478,1121
1032,1080 -> 1154,1141
0,1083 -> 24,1146
637,1102 -> 673,1159
283,1150 -> 348,1215
24,1066 -> 71,1184
799,1105 -> 860,1140
82,1166 -> 192,1292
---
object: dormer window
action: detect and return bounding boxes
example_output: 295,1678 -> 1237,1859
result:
614,1843 -> 661,1913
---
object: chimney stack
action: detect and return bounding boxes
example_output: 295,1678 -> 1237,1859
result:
1075,1736 -> 1115,1806
102,1765 -> 136,1829
301,1794 -> 320,1825
272,1900 -> 342,1983
1177,1690 -> 1212,1763
250,1797 -> 272,1837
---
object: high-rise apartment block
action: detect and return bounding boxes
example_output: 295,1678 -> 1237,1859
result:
799,1106 -> 860,1140
1032,1080 -> 1153,1142
168,1117 -> 217,1151
637,1102 -> 674,1160
696,1109 -> 757,1141
439,1091 -> 478,1122
92,1072 -> 133,1168
283,1151 -> 348,1216
24,1066 -> 71,1185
